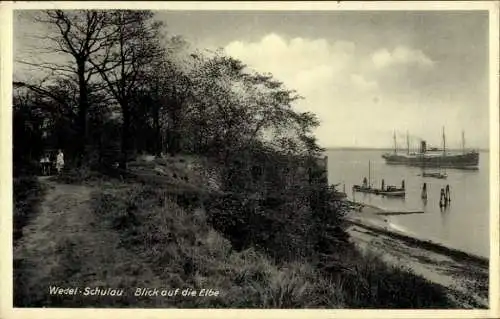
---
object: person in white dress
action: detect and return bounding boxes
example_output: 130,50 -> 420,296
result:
56,149 -> 65,174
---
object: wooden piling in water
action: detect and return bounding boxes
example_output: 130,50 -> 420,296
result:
421,182 -> 427,200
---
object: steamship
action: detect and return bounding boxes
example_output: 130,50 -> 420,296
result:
381,128 -> 480,170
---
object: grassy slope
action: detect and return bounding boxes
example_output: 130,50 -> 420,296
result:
13,176 -> 46,242
14,179 -> 342,308
13,155 -> 460,308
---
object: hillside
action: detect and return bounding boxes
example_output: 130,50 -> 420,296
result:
12,154 -> 474,309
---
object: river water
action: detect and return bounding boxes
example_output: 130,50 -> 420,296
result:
326,149 -> 490,259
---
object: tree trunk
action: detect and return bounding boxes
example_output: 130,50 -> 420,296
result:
98,133 -> 103,166
168,104 -> 181,156
154,105 -> 161,156
167,129 -> 177,156
120,105 -> 130,170
76,60 -> 88,167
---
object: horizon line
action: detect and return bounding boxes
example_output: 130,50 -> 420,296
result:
324,146 -> 490,151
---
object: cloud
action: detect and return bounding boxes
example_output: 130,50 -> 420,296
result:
225,33 -> 358,88
350,74 -> 378,90
224,34 -> 391,146
371,46 -> 435,69
223,34 -> 470,148
224,34 -> 375,100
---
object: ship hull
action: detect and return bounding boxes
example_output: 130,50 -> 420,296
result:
422,172 -> 448,179
382,152 -> 479,169
352,185 -> 406,197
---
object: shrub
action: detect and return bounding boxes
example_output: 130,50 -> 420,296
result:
88,183 -> 347,308
205,184 -> 349,263
324,249 -> 454,308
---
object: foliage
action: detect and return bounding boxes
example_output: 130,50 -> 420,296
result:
13,10 -> 458,309
16,10 -> 322,170
329,249 -> 454,308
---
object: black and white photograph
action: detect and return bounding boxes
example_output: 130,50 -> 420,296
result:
2,1 -> 499,317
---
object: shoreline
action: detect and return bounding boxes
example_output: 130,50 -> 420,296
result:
344,202 -> 488,265
345,201 -> 489,308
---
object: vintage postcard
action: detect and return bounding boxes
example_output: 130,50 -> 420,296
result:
1,1 -> 499,319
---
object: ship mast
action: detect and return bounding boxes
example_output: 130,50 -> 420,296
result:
393,130 -> 397,154
368,160 -> 371,188
462,130 -> 465,154
406,130 -> 410,155
442,126 -> 446,155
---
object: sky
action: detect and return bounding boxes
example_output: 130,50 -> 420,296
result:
13,10 -> 491,149
155,10 -> 490,150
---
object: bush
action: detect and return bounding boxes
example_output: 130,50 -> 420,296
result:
13,159 -> 40,178
88,183 -> 347,308
205,193 -> 312,260
323,249 -> 454,308
205,184 -> 349,263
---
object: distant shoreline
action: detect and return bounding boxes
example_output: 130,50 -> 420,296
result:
325,147 -> 489,152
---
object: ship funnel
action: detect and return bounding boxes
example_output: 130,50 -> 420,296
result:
420,141 -> 427,153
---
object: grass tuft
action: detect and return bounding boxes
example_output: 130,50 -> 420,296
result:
13,176 -> 45,242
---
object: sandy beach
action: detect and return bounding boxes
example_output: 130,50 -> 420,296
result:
345,204 -> 489,309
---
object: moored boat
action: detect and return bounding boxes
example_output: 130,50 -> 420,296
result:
329,183 -> 348,199
352,161 -> 406,198
378,186 -> 406,197
352,185 -> 378,194
352,185 -> 406,197
422,172 -> 448,179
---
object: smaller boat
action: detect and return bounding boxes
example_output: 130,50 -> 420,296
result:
421,166 -> 447,179
352,185 -> 406,197
378,185 -> 406,197
421,172 -> 447,179
352,161 -> 406,198
352,185 -> 378,194
330,183 -> 348,199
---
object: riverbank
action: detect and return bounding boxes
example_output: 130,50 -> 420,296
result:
13,157 -> 464,308
345,203 -> 489,308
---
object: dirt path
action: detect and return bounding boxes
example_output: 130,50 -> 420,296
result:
13,179 -> 163,307
346,211 -> 489,309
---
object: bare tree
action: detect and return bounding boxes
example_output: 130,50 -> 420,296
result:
88,10 -> 165,169
18,10 -> 113,165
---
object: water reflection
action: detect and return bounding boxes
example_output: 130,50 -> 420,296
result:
422,198 -> 428,209
327,149 -> 489,258
440,201 -> 451,239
